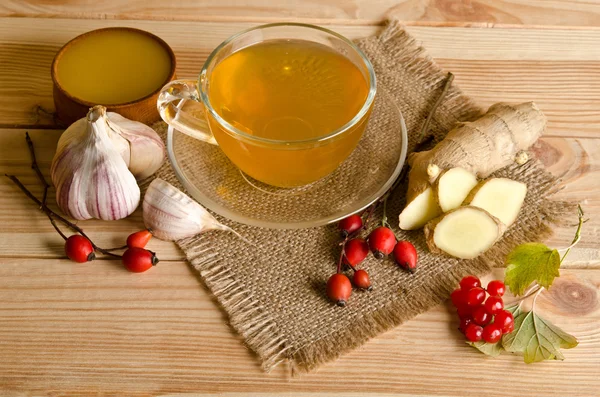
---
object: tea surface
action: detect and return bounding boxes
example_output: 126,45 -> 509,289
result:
208,39 -> 369,141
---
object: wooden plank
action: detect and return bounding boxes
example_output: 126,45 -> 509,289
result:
1,129 -> 598,264
1,0 -> 600,28
0,260 -> 598,396
1,19 -> 600,136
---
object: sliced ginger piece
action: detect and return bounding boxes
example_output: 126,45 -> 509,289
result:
434,167 -> 478,212
466,178 -> 527,227
424,206 -> 506,259
399,186 -> 442,230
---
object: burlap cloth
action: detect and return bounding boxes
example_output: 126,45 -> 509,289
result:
151,21 -> 572,373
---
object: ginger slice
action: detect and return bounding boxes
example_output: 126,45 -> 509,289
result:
434,167 -> 478,212
466,178 -> 527,227
399,186 -> 442,230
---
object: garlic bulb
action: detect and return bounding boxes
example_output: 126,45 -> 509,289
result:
143,178 -> 247,242
51,106 -> 140,220
106,112 -> 165,180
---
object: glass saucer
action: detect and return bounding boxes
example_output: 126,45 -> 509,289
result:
167,89 -> 407,229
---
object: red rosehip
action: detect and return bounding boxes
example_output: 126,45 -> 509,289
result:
466,287 -> 486,306
494,310 -> 515,334
465,323 -> 483,342
393,240 -> 418,273
126,229 -> 153,249
472,305 -> 492,326
368,226 -> 396,259
64,235 -> 95,263
122,248 -> 159,273
339,214 -> 363,237
343,238 -> 369,266
486,280 -> 506,297
460,275 -> 481,290
482,323 -> 503,343
484,296 -> 504,315
352,269 -> 372,290
327,273 -> 352,306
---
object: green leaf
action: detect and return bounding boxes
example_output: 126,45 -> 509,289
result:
502,310 -> 578,363
504,304 -> 522,318
504,243 -> 561,295
467,341 -> 504,357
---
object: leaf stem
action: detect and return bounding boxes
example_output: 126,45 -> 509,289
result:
559,205 -> 585,262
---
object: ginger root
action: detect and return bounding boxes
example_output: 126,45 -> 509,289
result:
466,178 -> 527,227
398,102 -> 545,230
434,167 -> 478,212
424,206 -> 506,259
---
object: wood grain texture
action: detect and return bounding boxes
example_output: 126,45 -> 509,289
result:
0,262 -> 598,396
1,0 -> 600,27
1,18 -> 600,137
1,130 -> 598,263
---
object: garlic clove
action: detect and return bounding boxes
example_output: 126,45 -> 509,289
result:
107,112 -> 165,180
51,105 -> 140,220
143,178 -> 230,241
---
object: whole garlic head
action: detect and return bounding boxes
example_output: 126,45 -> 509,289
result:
51,106 -> 141,220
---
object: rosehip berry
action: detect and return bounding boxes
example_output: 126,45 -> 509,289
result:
466,287 -> 486,306
484,295 -> 504,315
64,235 -> 95,263
327,273 -> 352,306
494,310 -> 515,334
352,269 -> 372,291
393,240 -> 418,273
122,248 -> 159,273
472,305 -> 492,326
126,229 -> 153,249
460,275 -> 481,290
459,316 -> 474,334
368,226 -> 396,259
450,288 -> 468,308
343,238 -> 369,266
486,280 -> 506,297
339,214 -> 363,237
465,323 -> 483,342
482,323 -> 503,343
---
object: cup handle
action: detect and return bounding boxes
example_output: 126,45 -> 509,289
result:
157,79 -> 217,145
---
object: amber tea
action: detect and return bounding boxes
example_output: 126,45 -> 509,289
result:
206,39 -> 371,187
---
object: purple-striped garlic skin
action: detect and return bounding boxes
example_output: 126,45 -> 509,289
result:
51,106 -> 140,220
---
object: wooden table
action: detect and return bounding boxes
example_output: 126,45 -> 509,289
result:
1,2 -> 599,396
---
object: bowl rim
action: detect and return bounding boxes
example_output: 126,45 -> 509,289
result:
51,26 -> 177,108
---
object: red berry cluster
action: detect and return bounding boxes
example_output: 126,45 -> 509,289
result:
64,229 -> 159,273
326,214 -> 418,306
451,275 -> 514,343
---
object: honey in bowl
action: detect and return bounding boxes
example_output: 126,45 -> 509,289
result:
52,27 -> 176,125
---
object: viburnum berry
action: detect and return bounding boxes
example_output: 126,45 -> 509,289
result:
484,295 -> 504,315
459,316 -> 474,334
465,323 -> 483,342
126,229 -> 153,249
472,305 -> 492,326
343,238 -> 369,266
64,235 -> 95,263
450,288 -> 468,308
494,310 -> 515,334
456,305 -> 472,319
338,214 -> 363,237
393,240 -> 418,273
460,275 -> 481,291
352,269 -> 372,291
482,323 -> 503,343
122,247 -> 159,273
368,226 -> 396,259
486,280 -> 506,297
466,287 -> 486,307
327,273 -> 352,306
